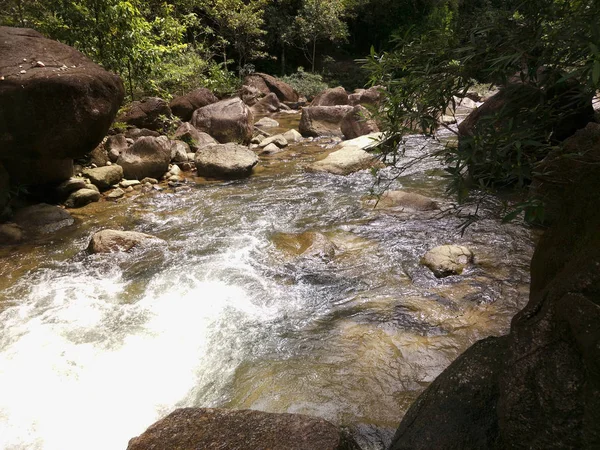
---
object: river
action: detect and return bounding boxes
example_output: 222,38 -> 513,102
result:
0,112 -> 534,449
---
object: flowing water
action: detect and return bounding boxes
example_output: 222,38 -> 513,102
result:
0,113 -> 534,449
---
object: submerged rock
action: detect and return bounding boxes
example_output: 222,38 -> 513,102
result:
272,231 -> 337,261
88,229 -> 164,254
126,408 -> 359,450
367,191 -> 439,212
421,245 -> 474,278
195,143 -> 258,178
309,146 -> 382,175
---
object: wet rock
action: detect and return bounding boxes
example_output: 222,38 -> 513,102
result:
126,408 -> 359,450
348,86 -> 382,106
172,123 -> 217,152
195,143 -> 258,179
88,229 -> 164,254
170,140 -> 190,163
118,97 -> 171,131
82,165 -> 123,191
0,223 -> 23,245
140,177 -> 158,185
309,146 -> 382,175
169,88 -> 218,121
259,134 -> 288,148
312,87 -> 349,106
64,188 -> 101,208
105,134 -> 128,162
120,179 -> 141,189
192,98 -> 253,144
255,117 -> 279,128
106,188 -> 125,199
244,72 -> 299,103
299,106 -> 354,137
339,132 -> 383,150
367,191 -> 439,211
56,177 -> 88,198
421,245 -> 474,278
260,143 -> 281,155
341,105 -> 379,140
13,203 -> 74,234
117,136 -> 171,180
0,26 -> 124,161
251,93 -> 282,115
282,129 -> 303,143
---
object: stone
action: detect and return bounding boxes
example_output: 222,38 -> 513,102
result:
119,179 -> 141,188
348,86 -> 383,106
64,188 -> 101,208
124,128 -> 160,140
282,129 -> 303,143
171,140 -> 190,163
118,97 -> 171,131
84,182 -> 100,193
239,85 -> 264,106
339,133 -> 383,150
255,117 -> 280,128
312,87 -> 349,106
421,245 -> 474,278
105,134 -> 128,162
340,105 -> 379,140
3,158 -> 73,186
0,26 -> 124,161
82,165 -> 123,191
251,92 -> 282,115
192,98 -> 254,144
309,146 -> 382,175
126,408 -> 359,450
89,144 -> 109,167
106,188 -> 125,199
88,229 -> 164,254
259,134 -> 288,148
56,177 -> 88,198
140,177 -> 158,185
299,106 -> 354,137
0,223 -> 23,245
195,143 -> 259,179
300,232 -> 337,260
173,123 -> 217,152
117,136 -> 172,180
368,190 -> 439,211
13,203 -> 74,234
0,162 -> 10,216
260,143 -> 281,155
169,88 -> 218,121
243,73 -> 299,102
168,164 -> 182,176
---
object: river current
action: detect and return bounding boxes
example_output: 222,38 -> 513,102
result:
0,113 -> 534,449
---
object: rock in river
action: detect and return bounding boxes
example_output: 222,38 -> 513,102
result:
117,136 -> 171,180
82,165 -> 123,191
13,203 -> 74,234
192,98 -> 254,144
299,106 -> 354,137
170,88 -> 218,121
421,245 -> 474,278
88,229 -> 165,254
309,146 -> 382,175
64,188 -> 101,208
195,143 -> 258,179
126,408 -> 360,450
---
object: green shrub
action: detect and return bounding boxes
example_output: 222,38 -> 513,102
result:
282,68 -> 329,100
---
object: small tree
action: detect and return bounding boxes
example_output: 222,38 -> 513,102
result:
294,0 -> 348,72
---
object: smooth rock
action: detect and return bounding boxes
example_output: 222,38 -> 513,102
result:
120,179 -> 141,188
421,245 -> 474,278
105,134 -> 128,162
172,123 -> 217,151
259,134 -> 288,148
171,140 -> 190,163
195,143 -> 258,179
13,203 -> 74,234
348,86 -> 383,106
299,106 -> 354,137
117,136 -> 171,180
309,146 -> 382,175
192,98 -> 253,144
255,117 -> 280,128
82,165 -> 123,191
282,129 -> 303,143
341,105 -> 379,140
89,144 -> 109,167
243,73 -> 299,102
88,229 -> 164,253
106,188 -> 125,199
64,188 -> 101,208
56,177 -> 87,198
260,143 -> 281,155
339,132 -> 383,150
126,408 -> 359,450
312,87 -> 349,106
251,92 -> 282,115
140,177 -> 158,185
169,88 -> 218,121
124,128 -> 160,140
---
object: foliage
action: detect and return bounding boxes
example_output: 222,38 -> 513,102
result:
281,67 -> 330,99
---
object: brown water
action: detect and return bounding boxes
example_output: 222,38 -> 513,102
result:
0,112 -> 534,449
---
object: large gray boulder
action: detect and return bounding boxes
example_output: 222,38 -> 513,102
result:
0,26 -> 124,161
118,97 -> 171,131
127,408 -> 359,450
195,143 -> 258,178
192,98 -> 254,144
299,106 -> 354,137
88,229 -> 164,254
312,87 -> 349,106
169,88 -> 218,121
82,165 -> 123,191
116,136 -> 171,180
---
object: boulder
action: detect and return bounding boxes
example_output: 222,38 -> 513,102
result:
124,128 -> 160,140
260,143 -> 282,155
169,88 -> 218,121
0,162 -> 9,216
13,203 -> 74,234
171,140 -> 191,163
244,73 -> 299,103
105,134 -> 128,162
89,144 -> 109,167
309,146 -> 382,175
0,223 -> 23,245
192,98 -> 254,144
118,97 -> 171,131
348,86 -> 382,106
3,158 -> 73,185
126,408 -> 359,450
239,85 -> 264,106
172,122 -> 217,151
255,117 -> 280,129
117,136 -> 171,180
88,229 -> 164,254
282,129 -> 303,143
106,188 -> 125,200
339,132 -> 383,150
312,87 -> 349,107
251,92 -> 282,115
195,143 -> 258,179
421,245 -> 474,278
0,26 -> 124,161
56,177 -> 88,198
299,106 -> 354,137
259,134 -> 288,148
341,105 -> 379,139
82,165 -> 123,191
367,191 -> 438,211
64,188 -> 101,208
